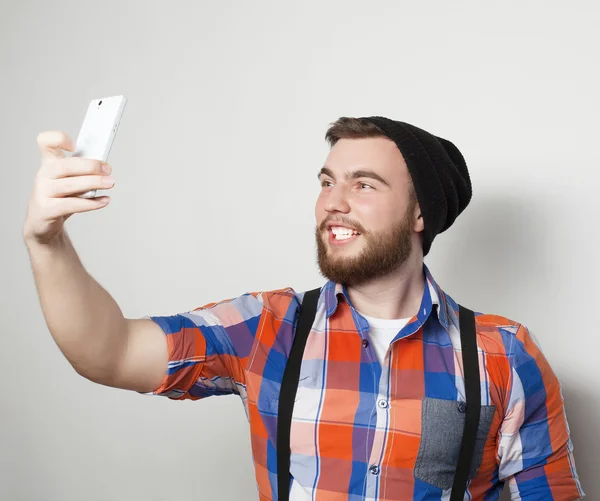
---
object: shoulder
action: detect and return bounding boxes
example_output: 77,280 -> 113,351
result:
444,292 -> 530,359
190,287 -> 307,319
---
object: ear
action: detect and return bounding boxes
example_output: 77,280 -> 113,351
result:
413,206 -> 425,232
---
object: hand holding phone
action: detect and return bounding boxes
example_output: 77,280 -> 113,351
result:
23,96 -> 127,247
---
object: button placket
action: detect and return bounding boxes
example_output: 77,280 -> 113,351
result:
366,369 -> 391,486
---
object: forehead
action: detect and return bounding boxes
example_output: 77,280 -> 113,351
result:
323,137 -> 409,185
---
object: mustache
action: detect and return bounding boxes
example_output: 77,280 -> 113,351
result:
319,217 -> 366,234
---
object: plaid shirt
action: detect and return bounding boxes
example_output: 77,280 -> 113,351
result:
147,264 -> 584,500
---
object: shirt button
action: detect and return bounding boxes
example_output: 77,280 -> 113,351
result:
458,402 -> 467,413
362,339 -> 369,348
369,465 -> 380,475
378,399 -> 389,409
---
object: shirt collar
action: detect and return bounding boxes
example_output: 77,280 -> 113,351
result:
322,263 -> 450,332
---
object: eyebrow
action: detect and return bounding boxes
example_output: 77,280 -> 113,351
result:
318,166 -> 390,187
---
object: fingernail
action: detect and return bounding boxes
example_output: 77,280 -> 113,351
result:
102,164 -> 111,174
103,176 -> 115,185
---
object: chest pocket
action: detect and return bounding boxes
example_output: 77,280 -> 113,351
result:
413,397 -> 496,490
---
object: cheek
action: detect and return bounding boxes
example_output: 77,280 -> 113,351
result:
354,199 -> 397,230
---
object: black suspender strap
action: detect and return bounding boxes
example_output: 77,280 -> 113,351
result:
277,292 -> 480,501
450,305 -> 480,500
277,287 -> 321,501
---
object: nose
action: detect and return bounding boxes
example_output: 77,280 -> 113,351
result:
324,185 -> 350,214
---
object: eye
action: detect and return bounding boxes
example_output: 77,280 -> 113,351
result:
320,180 -> 333,188
359,182 -> 373,190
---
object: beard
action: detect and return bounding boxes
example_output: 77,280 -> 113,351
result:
316,207 -> 415,287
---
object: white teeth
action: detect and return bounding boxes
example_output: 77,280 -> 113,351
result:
331,226 -> 359,239
331,226 -> 359,234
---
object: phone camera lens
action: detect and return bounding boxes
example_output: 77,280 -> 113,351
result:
98,100 -> 102,106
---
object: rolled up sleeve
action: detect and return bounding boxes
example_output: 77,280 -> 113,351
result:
142,292 -> 265,401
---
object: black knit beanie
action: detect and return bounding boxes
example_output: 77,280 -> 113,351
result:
360,116 -> 472,256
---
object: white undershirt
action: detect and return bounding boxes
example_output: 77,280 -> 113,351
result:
358,312 -> 411,365
289,312 -> 410,500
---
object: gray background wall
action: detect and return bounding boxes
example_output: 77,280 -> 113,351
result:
2,1 -> 597,499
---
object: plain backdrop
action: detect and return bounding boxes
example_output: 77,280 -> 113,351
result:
2,1 -> 598,500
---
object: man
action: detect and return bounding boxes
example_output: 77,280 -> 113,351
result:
24,117 -> 584,500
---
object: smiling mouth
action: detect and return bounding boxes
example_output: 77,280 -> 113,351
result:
328,226 -> 361,242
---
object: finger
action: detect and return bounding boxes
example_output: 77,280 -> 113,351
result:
37,131 -> 76,161
47,174 -> 114,198
46,196 -> 111,219
44,157 -> 111,180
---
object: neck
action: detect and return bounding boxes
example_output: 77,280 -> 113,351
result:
346,252 -> 425,320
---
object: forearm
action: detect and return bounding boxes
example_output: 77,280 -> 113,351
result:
25,230 -> 128,384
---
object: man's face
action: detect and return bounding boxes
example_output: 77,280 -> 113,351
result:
315,137 -> 422,286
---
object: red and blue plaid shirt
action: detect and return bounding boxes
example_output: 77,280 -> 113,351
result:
147,264 -> 583,500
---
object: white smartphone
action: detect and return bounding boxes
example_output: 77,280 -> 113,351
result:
72,95 -> 128,198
